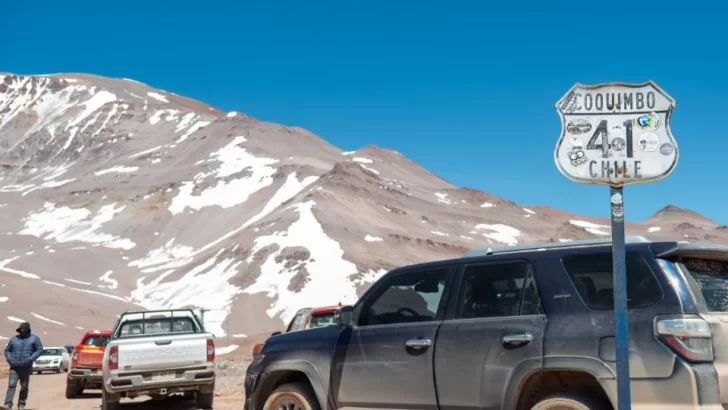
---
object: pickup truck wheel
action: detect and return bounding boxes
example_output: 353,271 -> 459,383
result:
196,390 -> 215,409
531,393 -> 611,410
65,382 -> 80,399
263,382 -> 320,410
101,388 -> 121,410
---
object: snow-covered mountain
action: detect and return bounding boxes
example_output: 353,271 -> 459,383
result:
1,73 -> 726,345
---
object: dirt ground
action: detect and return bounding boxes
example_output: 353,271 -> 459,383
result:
0,358 -> 249,410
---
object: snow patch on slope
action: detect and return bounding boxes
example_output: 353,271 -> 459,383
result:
128,239 -> 195,274
31,312 -> 66,326
147,92 -> 169,103
168,136 -> 278,214
475,224 -> 521,246
242,201 -> 359,323
131,250 -> 241,337
95,166 -> 138,176
18,202 -> 135,250
569,220 -> 610,236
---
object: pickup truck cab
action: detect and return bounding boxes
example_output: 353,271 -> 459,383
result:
245,238 -> 728,410
100,309 -> 216,410
253,304 -> 343,357
66,330 -> 111,398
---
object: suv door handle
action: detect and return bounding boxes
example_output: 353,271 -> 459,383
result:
154,340 -> 172,346
502,332 -> 532,349
405,338 -> 432,349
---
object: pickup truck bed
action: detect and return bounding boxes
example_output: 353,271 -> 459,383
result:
100,309 -> 216,410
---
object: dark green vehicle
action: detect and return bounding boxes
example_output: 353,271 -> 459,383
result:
245,237 -> 728,410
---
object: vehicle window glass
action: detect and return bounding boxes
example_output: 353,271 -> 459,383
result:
457,262 -> 538,319
520,268 -> 544,315
289,313 -> 305,332
285,314 -> 298,332
83,336 -> 110,347
309,313 -> 335,329
118,317 -> 196,337
679,258 -> 728,312
562,251 -> 663,310
40,348 -> 64,356
358,268 -> 450,326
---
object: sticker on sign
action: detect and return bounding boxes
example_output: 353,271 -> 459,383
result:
554,80 -> 678,187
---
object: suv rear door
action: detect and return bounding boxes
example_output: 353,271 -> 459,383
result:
434,260 -> 546,410
667,250 -> 728,406
335,265 -> 456,410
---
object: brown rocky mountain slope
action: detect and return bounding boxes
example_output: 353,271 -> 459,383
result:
1,73 -> 726,350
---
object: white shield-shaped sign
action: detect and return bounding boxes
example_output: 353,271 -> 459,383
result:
554,80 -> 678,187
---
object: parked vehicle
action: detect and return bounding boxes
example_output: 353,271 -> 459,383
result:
287,303 -> 342,332
101,309 -> 216,410
245,237 -> 728,410
251,303 -> 342,357
32,346 -> 70,374
66,330 -> 112,398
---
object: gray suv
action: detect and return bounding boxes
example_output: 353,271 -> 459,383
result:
244,237 -> 728,410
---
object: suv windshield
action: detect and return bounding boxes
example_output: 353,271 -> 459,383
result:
40,348 -> 64,356
308,313 -> 335,329
680,257 -> 728,312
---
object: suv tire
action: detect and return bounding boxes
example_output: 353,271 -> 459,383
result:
531,393 -> 611,410
263,382 -> 320,410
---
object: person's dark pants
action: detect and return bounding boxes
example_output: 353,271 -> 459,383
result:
4,367 -> 31,408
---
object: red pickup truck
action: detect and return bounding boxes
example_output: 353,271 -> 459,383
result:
252,304 -> 342,357
65,330 -> 111,399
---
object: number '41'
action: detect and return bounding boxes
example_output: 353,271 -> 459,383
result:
586,119 -> 634,158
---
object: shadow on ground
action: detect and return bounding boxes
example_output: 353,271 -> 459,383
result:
69,394 -> 205,410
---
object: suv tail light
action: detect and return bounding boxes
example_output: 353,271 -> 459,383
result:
251,343 -> 264,358
656,315 -> 713,362
206,338 -> 215,362
108,345 -> 119,370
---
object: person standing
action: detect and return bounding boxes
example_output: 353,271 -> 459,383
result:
2,322 -> 42,410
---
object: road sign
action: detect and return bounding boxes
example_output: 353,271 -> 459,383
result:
553,80 -> 679,410
554,81 -> 678,187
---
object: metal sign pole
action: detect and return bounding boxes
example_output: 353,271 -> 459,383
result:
610,187 -> 631,410
554,80 -> 679,410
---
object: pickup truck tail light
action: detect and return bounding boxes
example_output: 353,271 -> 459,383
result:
71,345 -> 81,364
206,338 -> 215,362
656,315 -> 713,362
108,345 -> 119,370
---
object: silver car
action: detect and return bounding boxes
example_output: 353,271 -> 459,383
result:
33,347 -> 70,374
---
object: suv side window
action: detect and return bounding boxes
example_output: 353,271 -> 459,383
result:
456,261 -> 542,319
562,251 -> 664,310
358,268 -> 451,326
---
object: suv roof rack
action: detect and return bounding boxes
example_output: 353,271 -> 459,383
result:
464,236 -> 652,258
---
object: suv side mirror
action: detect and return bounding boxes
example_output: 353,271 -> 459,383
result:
334,305 -> 354,327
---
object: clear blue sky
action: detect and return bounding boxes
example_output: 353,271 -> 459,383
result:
4,0 -> 726,224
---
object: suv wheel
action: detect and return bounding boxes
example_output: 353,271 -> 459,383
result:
263,382 -> 320,410
531,393 -> 611,410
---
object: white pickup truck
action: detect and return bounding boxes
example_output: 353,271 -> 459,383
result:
100,309 -> 216,410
